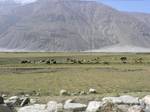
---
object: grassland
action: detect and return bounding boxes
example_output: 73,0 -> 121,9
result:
0,52 -> 150,101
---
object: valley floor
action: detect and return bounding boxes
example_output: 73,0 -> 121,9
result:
0,52 -> 150,102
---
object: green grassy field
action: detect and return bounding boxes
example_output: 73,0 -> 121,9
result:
0,52 -> 150,99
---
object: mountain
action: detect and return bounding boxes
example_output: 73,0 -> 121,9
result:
0,0 -> 150,51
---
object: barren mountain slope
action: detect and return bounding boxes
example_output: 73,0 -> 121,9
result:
0,0 -> 150,51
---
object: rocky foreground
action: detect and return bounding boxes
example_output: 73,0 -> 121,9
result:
1,93 -> 150,112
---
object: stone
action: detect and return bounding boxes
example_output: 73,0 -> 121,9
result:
18,104 -> 48,112
2,94 -> 7,98
89,88 -> 96,94
80,91 -> 86,95
60,89 -> 68,96
128,105 -> 144,112
46,101 -> 63,112
144,105 -> 150,112
65,99 -> 75,104
86,101 -> 103,112
71,93 -> 78,96
8,96 -> 19,101
5,100 -> 16,106
30,99 -> 37,104
100,102 -> 121,112
102,97 -> 122,104
0,96 -> 4,104
46,101 -> 57,112
56,103 -> 63,112
0,104 -> 12,112
142,95 -> 150,105
64,103 -> 87,111
25,94 -> 30,97
117,105 -> 130,112
120,95 -> 139,105
102,95 -> 139,105
5,96 -> 20,106
20,97 -> 30,107
36,92 -> 41,96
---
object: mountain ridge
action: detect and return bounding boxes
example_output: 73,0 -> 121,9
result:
0,0 -> 150,51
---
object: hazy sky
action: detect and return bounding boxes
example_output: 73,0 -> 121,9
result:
99,0 -> 150,13
1,0 -> 150,13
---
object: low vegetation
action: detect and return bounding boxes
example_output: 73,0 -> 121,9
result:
0,52 -> 150,97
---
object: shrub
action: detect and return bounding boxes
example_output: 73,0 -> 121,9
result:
21,60 -> 31,64
120,57 -> 127,64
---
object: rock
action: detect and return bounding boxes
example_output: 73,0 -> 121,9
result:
9,96 -> 19,101
117,105 -> 130,112
5,100 -> 16,106
2,94 -> 7,98
86,101 -> 103,112
80,91 -> 86,95
65,99 -> 75,104
20,97 -> 30,107
18,104 -> 48,112
100,102 -> 121,112
36,92 -> 41,96
128,105 -> 144,112
30,99 -> 37,104
60,89 -> 68,96
46,101 -> 57,112
102,95 -> 139,105
0,96 -> 4,104
25,94 -> 30,97
56,103 -> 63,112
64,102 -> 87,111
142,95 -> 150,105
47,101 -> 63,112
5,96 -> 20,106
120,95 -> 139,105
89,88 -> 96,94
0,104 -> 12,112
71,93 -> 78,96
102,97 -> 122,104
144,105 -> 150,112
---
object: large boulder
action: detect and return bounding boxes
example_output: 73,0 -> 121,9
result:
0,104 -> 12,112
128,105 -> 144,112
117,105 -> 130,112
102,97 -> 122,104
5,96 -> 20,106
100,102 -> 122,112
46,101 -> 63,112
55,103 -> 63,112
142,95 -> 150,105
64,102 -> 87,111
86,101 -> 103,112
102,95 -> 139,105
18,104 -> 48,112
144,105 -> 150,112
119,95 -> 139,105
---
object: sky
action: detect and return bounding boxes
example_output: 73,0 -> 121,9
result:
98,0 -> 150,13
0,0 -> 150,13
